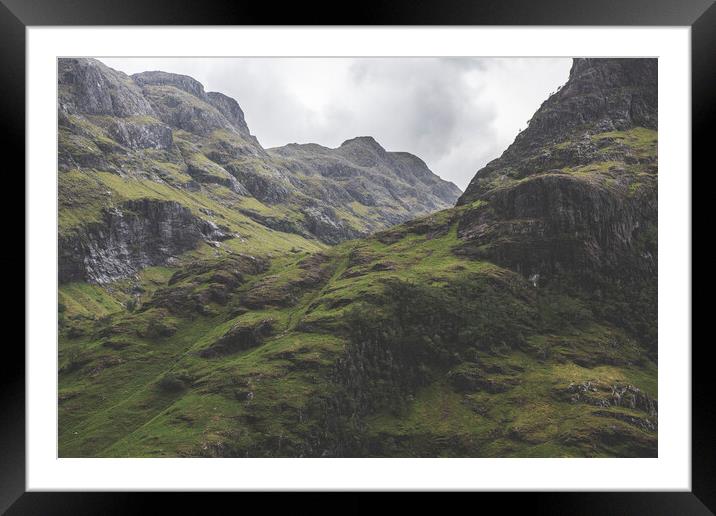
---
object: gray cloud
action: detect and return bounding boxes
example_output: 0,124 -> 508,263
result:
99,57 -> 572,189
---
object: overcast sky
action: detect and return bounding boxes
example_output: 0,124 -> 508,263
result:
100,57 -> 572,190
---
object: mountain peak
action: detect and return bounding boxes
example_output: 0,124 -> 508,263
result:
58,58 -> 155,118
458,57 -> 657,205
131,69 -> 252,137
205,91 -> 251,136
132,70 -> 207,99
340,136 -> 384,150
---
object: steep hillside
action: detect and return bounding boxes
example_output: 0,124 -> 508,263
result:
457,58 -> 658,351
58,58 -> 460,283
58,58 -> 657,458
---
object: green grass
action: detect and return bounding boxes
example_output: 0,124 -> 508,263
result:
591,127 -> 657,155
58,170 -> 112,231
59,282 -> 126,319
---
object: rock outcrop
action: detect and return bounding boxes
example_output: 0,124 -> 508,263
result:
58,58 -> 155,119
105,117 -> 174,151
456,173 -> 657,276
58,199 -> 230,284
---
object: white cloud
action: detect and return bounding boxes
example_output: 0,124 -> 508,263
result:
99,57 -> 572,189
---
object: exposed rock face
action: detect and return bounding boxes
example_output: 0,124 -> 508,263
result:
206,91 -> 252,136
58,58 -> 155,118
300,204 -> 362,244
272,136 -> 461,211
222,161 -> 292,203
105,118 -> 174,150
138,83 -> 239,138
132,70 -> 207,99
133,71 -> 255,139
531,58 -> 658,136
456,58 -> 657,279
58,199 -> 230,284
456,173 -> 656,276
556,380 -> 658,418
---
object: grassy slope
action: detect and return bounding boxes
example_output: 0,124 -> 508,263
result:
59,126 -> 658,457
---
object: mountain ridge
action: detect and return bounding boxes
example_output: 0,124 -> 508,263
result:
58,58 -> 461,284
459,58 -> 657,204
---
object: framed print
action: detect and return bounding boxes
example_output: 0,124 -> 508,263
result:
5,0 -> 711,512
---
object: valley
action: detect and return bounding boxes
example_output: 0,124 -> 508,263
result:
58,57 -> 658,457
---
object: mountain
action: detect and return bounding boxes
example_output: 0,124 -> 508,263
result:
57,58 -> 460,283
456,58 -> 658,350
58,58 -> 657,458
269,136 -> 462,233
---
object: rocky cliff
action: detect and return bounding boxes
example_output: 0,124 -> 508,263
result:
58,58 -> 460,283
456,59 -> 657,280
59,199 -> 232,284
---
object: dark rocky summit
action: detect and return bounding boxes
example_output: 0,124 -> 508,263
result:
459,58 -> 657,203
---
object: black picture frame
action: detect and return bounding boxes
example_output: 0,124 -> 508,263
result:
4,0 -> 709,512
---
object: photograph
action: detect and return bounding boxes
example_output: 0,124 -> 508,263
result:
4,0 -> 707,508
57,56 -> 659,458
